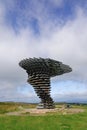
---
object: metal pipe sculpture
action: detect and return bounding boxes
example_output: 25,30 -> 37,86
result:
19,58 -> 72,109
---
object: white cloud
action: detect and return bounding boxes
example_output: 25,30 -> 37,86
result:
49,0 -> 64,7
0,2 -> 87,102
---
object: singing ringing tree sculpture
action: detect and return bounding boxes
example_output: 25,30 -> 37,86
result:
19,58 -> 72,109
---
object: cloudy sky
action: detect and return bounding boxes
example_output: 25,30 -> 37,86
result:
0,0 -> 87,103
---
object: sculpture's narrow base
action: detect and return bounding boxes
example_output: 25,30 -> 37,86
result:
37,103 -> 55,109
27,73 -> 55,109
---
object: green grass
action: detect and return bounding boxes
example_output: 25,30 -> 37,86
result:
0,112 -> 87,130
0,103 -> 18,114
0,102 -> 36,114
0,103 -> 87,130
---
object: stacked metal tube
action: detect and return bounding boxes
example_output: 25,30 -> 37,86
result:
28,73 -> 54,108
19,58 -> 72,109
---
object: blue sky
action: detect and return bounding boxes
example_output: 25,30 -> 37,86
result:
0,0 -> 87,103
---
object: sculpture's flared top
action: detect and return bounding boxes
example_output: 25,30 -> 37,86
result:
19,58 -> 72,77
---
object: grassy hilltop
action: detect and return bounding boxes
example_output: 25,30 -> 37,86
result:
0,102 -> 87,130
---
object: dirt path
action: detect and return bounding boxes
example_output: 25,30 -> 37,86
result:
5,108 -> 84,116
